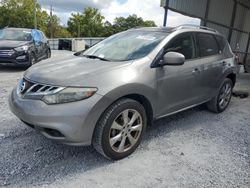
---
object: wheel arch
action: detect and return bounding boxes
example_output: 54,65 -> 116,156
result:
121,94 -> 154,126
87,84 -> 156,145
226,73 -> 236,87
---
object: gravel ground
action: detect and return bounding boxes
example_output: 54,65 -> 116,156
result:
0,51 -> 249,188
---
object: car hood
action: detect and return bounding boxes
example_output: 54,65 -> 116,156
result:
24,54 -> 132,87
0,40 -> 30,49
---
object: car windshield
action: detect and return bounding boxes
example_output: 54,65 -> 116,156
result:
81,30 -> 168,61
0,29 -> 32,41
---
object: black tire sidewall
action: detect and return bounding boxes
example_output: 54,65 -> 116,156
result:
47,49 -> 51,58
216,78 -> 233,112
29,53 -> 36,66
101,100 -> 147,160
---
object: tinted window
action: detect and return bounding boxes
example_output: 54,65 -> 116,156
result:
165,33 -> 196,60
197,33 -> 219,57
0,29 -> 32,41
215,35 -> 226,51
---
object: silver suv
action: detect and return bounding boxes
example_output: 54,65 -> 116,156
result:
9,26 -> 237,160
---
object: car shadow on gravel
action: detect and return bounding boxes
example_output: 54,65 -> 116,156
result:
0,65 -> 27,73
1,105 -> 210,187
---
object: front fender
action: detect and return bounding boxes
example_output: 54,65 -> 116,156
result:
99,83 -> 157,113
83,83 -> 157,144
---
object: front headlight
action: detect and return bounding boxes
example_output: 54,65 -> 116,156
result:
14,45 -> 29,52
42,87 -> 98,104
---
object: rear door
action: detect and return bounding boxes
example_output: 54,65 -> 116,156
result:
195,32 -> 224,100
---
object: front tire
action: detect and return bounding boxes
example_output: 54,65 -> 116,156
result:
46,49 -> 51,59
207,78 -> 233,113
93,98 -> 147,160
29,53 -> 36,67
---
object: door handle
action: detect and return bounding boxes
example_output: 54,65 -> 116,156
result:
222,61 -> 227,66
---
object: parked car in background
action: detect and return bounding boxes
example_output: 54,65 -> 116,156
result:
0,27 -> 51,67
9,26 -> 237,160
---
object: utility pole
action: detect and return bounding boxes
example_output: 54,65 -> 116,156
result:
33,0 -> 37,29
78,21 -> 80,37
160,0 -> 169,26
50,5 -> 53,38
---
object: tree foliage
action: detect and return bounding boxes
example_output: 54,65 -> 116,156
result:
0,2 -> 157,38
68,7 -> 105,37
0,0 -> 72,38
68,9 -> 157,37
0,0 -> 48,30
113,14 -> 156,33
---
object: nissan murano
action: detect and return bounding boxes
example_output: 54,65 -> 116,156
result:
9,26 -> 237,160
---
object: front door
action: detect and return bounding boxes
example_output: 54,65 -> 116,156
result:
32,29 -> 43,59
155,33 -> 203,117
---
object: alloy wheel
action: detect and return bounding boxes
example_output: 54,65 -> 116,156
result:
109,109 -> 143,153
218,82 -> 232,109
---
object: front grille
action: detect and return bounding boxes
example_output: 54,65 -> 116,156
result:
17,78 -> 65,96
0,49 -> 15,57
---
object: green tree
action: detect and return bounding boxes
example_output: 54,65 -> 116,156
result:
0,0 -> 41,28
0,2 -> 157,38
113,14 -> 156,33
68,7 -> 105,37
54,26 -> 72,38
0,0 -> 66,38
67,12 -> 82,37
102,21 -> 115,37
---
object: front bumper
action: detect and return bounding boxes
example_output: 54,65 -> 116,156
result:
9,87 -> 109,146
0,51 -> 30,66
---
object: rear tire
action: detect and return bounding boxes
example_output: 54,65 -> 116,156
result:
92,98 -> 147,160
244,59 -> 250,73
207,78 -> 233,113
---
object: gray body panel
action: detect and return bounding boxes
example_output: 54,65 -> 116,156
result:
9,27 -> 237,145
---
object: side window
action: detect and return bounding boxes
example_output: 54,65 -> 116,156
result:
197,33 -> 219,57
215,35 -> 226,51
164,33 -> 196,60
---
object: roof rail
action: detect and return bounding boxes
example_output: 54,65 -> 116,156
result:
174,24 -> 218,33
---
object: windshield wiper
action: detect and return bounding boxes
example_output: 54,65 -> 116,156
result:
83,55 -> 110,61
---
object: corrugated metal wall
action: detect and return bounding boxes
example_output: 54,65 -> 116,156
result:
168,0 -> 207,18
239,0 -> 250,7
207,0 -> 234,27
206,23 -> 229,38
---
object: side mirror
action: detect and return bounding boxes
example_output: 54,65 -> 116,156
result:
160,52 -> 185,66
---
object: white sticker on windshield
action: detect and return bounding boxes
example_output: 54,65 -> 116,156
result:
99,54 -> 105,58
136,35 -> 156,41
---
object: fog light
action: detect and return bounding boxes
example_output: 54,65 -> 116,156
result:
16,55 -> 26,60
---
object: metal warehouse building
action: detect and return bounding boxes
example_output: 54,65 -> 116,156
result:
162,0 -> 250,71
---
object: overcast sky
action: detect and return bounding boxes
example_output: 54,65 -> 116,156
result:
38,0 -> 200,27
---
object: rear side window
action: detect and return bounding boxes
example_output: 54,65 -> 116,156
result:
215,35 -> 226,51
39,31 -> 47,41
197,33 -> 219,57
